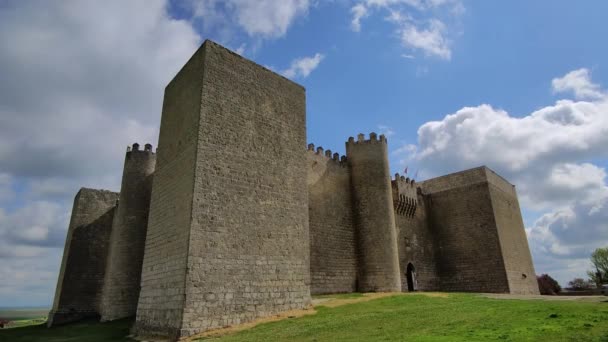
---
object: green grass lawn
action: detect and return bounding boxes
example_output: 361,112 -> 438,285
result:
201,293 -> 608,342
0,318 -> 133,341
1,294 -> 607,341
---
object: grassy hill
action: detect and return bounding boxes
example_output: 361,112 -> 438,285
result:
0,307 -> 48,329
1,293 -> 607,341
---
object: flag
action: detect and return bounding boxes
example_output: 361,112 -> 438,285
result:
403,166 -> 408,175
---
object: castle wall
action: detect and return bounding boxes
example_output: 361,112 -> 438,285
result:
485,169 -> 540,294
100,144 -> 156,321
392,176 -> 441,291
133,44 -> 204,338
48,188 -> 118,326
47,39 -> 543,336
421,167 -> 510,293
347,133 -> 401,292
307,147 -> 357,294
140,40 -> 311,338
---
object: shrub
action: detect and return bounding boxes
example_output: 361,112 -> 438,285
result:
537,274 -> 561,295
567,278 -> 593,291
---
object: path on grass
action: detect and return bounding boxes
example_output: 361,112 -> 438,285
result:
482,293 -> 607,303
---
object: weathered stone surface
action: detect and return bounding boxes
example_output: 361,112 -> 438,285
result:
307,149 -> 357,294
133,40 -> 311,339
48,188 -> 118,326
180,40 -> 310,337
420,167 -> 539,294
306,157 -> 538,295
393,176 -> 441,291
100,144 -> 156,321
426,181 -> 510,292
132,42 -> 205,339
485,168 -> 539,294
346,134 -> 401,292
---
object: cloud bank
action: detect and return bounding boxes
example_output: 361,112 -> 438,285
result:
398,68 -> 608,284
0,0 -> 201,306
0,0 -> 324,306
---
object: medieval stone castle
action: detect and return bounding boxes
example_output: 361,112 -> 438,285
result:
48,40 -> 539,339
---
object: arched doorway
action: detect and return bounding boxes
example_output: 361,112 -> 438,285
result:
406,263 -> 417,292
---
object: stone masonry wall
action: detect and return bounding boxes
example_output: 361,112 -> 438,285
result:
347,133 -> 401,292
307,146 -> 357,294
485,169 -> 540,294
422,168 -> 510,293
180,40 -> 311,337
100,144 -> 156,321
48,188 -> 118,326
392,175 -> 440,291
133,44 -> 204,338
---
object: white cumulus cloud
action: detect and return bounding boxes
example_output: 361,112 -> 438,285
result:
398,19 -> 451,60
552,68 -> 605,100
281,53 -> 325,79
190,0 -> 310,39
349,0 -> 462,60
0,0 -> 200,306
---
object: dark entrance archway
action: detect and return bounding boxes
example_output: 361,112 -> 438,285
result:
406,263 -> 417,292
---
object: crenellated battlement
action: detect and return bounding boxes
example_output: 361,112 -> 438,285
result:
392,173 -> 416,187
126,143 -> 155,154
346,132 -> 388,145
307,143 -> 347,166
393,193 -> 417,218
391,173 -> 418,218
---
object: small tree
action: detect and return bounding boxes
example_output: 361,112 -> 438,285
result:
567,277 -> 592,290
587,247 -> 608,286
537,274 -> 561,295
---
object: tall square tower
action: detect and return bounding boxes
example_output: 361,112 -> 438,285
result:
133,40 -> 311,339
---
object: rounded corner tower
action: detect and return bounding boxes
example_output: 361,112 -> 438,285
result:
346,133 -> 401,292
100,142 -> 156,321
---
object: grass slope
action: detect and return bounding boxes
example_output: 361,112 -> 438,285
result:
0,318 -> 133,341
0,307 -> 49,329
0,294 -> 606,341
201,293 -> 608,341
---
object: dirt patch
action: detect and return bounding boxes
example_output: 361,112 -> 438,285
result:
481,293 -> 607,303
316,292 -> 403,308
406,292 -> 449,298
185,307 -> 317,341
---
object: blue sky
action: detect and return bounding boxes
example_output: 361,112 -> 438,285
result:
0,0 -> 607,306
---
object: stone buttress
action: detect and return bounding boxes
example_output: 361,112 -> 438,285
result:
48,188 -> 118,326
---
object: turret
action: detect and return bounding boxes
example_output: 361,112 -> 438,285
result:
100,143 -> 156,321
346,133 -> 401,292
